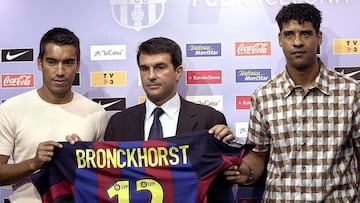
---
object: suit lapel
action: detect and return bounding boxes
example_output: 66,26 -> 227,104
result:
136,104 -> 146,140
176,97 -> 198,135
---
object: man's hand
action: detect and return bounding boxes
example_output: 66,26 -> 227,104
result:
208,124 -> 234,142
224,164 -> 252,185
66,133 -> 81,145
224,151 -> 268,185
31,141 -> 63,170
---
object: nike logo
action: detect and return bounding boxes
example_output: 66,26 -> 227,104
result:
6,50 -> 30,60
98,99 -> 122,109
341,70 -> 360,77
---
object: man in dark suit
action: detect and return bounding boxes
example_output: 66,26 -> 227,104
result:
104,37 -> 236,203
104,96 -> 228,141
105,37 -> 233,143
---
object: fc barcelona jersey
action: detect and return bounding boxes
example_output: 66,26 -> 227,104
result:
31,130 -> 254,203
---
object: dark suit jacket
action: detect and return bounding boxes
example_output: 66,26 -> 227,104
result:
104,96 -> 234,203
104,96 -> 227,141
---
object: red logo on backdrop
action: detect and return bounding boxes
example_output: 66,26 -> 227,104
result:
235,41 -> 271,56
236,96 -> 251,109
186,70 -> 222,84
1,73 -> 35,88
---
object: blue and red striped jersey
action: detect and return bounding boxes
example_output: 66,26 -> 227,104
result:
31,130 -> 253,203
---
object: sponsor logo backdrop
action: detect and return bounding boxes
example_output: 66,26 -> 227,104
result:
0,0 -> 359,201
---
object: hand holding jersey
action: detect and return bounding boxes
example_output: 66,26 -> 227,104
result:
32,141 -> 63,170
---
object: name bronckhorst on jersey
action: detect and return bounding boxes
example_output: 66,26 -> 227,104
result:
76,145 -> 190,169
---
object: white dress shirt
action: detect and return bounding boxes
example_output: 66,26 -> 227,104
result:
144,93 -> 181,140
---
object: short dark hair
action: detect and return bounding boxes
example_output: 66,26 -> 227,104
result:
136,37 -> 182,69
275,3 -> 322,33
38,27 -> 80,61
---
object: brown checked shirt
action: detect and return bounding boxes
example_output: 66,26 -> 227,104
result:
248,59 -> 360,202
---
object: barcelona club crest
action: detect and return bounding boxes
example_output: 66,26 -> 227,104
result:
110,0 -> 167,32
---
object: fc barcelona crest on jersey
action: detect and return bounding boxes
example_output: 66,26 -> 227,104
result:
110,0 -> 167,31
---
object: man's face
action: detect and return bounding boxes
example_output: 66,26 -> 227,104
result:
139,53 -> 183,106
278,20 -> 322,71
37,42 -> 79,99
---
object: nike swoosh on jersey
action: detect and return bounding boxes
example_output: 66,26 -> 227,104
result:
6,50 -> 30,60
99,100 -> 122,109
341,70 -> 360,77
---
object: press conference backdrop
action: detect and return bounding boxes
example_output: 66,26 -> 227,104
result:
0,0 -> 358,202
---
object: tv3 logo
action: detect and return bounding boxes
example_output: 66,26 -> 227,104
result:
105,73 -> 115,85
91,71 -> 126,87
346,40 -> 359,52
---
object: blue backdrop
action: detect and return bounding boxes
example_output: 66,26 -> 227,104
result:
0,0 -> 359,201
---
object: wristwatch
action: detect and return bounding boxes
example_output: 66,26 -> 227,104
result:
243,169 -> 255,186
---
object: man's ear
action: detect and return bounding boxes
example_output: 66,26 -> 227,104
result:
278,32 -> 283,48
37,58 -> 43,71
175,65 -> 183,81
317,31 -> 323,46
76,60 -> 80,72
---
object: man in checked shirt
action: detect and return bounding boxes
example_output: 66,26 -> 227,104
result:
225,3 -> 360,202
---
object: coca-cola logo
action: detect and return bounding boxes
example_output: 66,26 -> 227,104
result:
1,74 -> 35,88
235,41 -> 271,56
